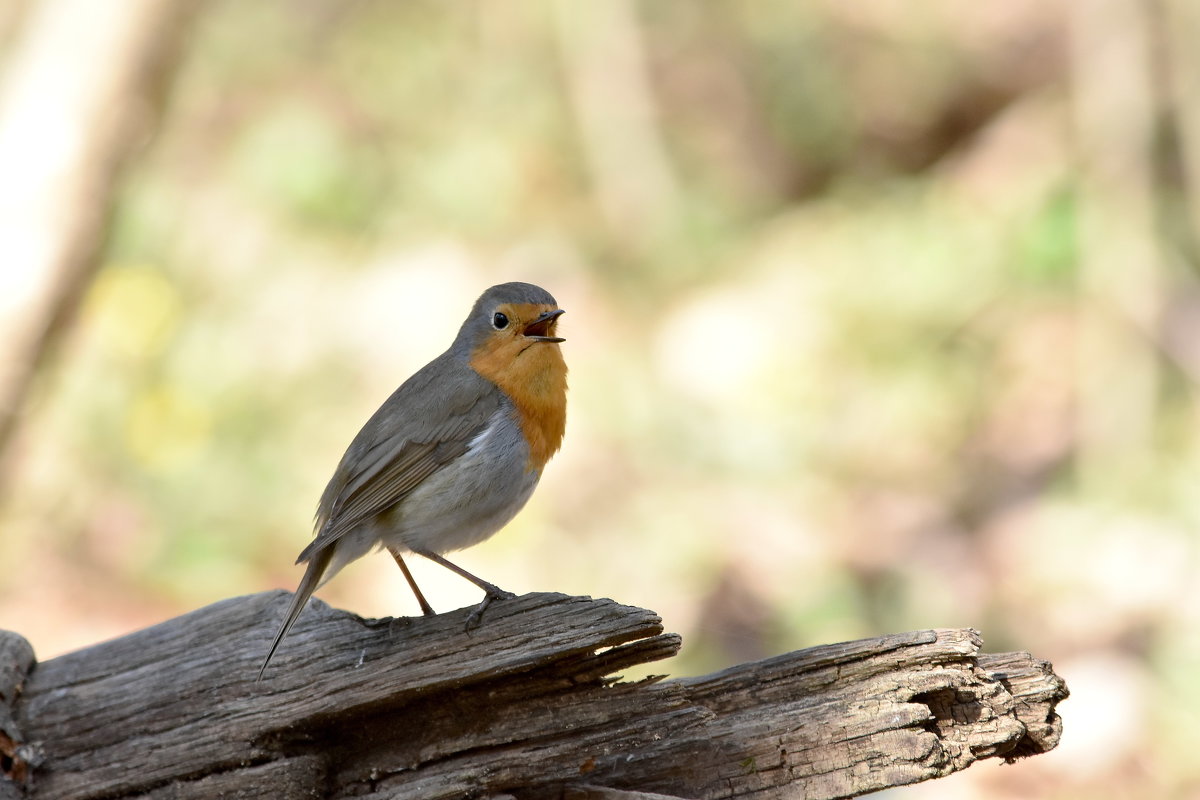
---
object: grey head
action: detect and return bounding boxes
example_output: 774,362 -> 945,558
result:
453,282 -> 564,353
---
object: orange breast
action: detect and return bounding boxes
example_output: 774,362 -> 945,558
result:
470,339 -> 567,471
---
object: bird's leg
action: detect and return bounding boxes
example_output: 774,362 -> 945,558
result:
411,548 -> 516,629
388,547 -> 436,616
463,592 -> 507,631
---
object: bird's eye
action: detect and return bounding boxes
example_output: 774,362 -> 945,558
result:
492,312 -> 509,330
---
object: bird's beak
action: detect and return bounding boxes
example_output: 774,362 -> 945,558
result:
524,309 -> 565,343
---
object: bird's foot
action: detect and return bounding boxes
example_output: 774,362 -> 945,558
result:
465,587 -> 517,631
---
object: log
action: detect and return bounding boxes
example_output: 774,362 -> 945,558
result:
0,592 -> 1067,799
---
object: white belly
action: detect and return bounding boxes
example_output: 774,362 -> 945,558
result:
382,408 -> 539,553
320,407 -> 540,582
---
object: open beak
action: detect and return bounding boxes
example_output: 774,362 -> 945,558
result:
523,309 -> 565,343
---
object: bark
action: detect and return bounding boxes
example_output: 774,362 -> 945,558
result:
0,592 -> 1066,799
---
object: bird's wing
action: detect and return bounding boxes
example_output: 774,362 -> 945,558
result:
297,366 -> 501,563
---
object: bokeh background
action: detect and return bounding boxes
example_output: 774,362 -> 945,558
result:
2,1 -> 1198,797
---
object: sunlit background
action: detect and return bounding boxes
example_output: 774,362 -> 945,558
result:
2,1 -> 1199,797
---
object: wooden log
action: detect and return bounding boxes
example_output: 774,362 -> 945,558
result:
1,592 -> 1067,799
1,630 -> 36,798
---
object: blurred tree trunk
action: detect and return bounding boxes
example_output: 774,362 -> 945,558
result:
0,0 -> 199,470
1068,0 -> 1162,490
1162,0 -> 1200,248
553,0 -> 681,247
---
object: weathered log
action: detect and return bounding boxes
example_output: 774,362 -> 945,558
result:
1,630 -> 36,800
0,592 -> 1067,799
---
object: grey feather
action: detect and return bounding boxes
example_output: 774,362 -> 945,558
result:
258,282 -> 561,680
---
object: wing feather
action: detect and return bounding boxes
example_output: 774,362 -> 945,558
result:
297,373 -> 500,564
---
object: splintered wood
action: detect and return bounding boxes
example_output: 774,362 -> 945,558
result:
0,593 -> 1066,799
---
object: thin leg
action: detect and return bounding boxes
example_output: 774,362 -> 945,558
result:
388,547 -> 436,616
411,548 -> 516,629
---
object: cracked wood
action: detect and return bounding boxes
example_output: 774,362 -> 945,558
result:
1,592 -> 1067,799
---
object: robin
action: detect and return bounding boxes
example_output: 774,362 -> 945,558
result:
258,281 -> 567,679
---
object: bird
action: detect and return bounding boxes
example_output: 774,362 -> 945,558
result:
258,281 -> 567,680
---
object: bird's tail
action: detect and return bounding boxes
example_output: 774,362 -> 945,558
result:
257,546 -> 333,682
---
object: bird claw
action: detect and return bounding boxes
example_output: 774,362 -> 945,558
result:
464,589 -> 517,631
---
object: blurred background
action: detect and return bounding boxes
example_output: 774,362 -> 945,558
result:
1,0 -> 1198,797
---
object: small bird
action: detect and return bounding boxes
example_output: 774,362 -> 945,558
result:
259,282 -> 567,679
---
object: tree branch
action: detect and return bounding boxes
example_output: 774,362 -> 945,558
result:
1,592 -> 1066,799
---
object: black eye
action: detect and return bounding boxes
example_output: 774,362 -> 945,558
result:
492,312 -> 509,330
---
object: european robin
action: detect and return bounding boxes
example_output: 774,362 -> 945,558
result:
259,282 -> 567,679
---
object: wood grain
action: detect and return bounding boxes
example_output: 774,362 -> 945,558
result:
2,592 -> 1067,799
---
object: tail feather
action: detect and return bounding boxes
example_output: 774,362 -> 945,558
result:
257,547 -> 333,682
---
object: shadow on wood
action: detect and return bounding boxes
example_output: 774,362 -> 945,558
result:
0,592 -> 1067,799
